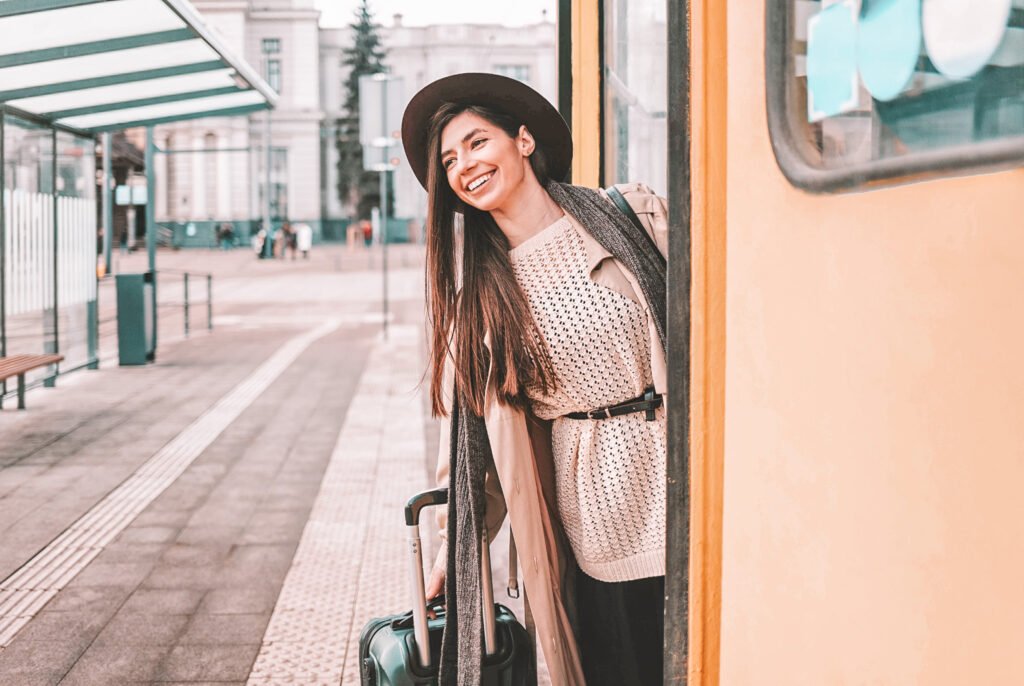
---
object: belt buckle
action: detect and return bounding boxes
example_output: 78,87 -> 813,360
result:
587,407 -> 612,420
644,387 -> 656,421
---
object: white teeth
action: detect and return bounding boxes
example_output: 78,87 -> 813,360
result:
468,173 -> 492,191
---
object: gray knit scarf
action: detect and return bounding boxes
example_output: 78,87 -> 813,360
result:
438,181 -> 668,685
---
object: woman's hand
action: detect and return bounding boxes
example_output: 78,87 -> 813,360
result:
425,549 -> 446,619
426,564 -> 446,600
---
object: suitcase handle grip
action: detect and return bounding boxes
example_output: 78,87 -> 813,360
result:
405,488 -> 448,526
391,596 -> 447,630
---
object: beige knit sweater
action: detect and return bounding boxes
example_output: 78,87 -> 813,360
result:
509,214 -> 666,582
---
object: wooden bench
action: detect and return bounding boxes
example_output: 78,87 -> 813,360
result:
0,354 -> 64,410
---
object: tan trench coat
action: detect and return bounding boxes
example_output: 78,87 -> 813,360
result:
434,183 -> 669,685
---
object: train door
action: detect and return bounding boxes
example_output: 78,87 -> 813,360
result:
561,1 -> 703,682
720,1 -> 1023,685
566,0 -> 1023,683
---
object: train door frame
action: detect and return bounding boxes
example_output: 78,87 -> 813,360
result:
665,0 -> 693,680
674,0 -> 728,684
560,0 -> 727,683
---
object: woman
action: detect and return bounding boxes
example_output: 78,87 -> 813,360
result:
401,73 -> 669,686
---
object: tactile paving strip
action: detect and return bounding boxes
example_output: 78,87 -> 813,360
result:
0,320 -> 341,649
247,325 -> 430,685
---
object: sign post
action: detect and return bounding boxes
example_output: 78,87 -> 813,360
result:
359,73 -> 403,339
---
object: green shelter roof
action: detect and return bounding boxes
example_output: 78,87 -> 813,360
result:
0,0 -> 277,133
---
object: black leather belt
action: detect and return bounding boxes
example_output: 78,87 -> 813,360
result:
564,387 -> 662,422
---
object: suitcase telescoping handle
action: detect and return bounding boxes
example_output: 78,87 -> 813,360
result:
405,488 -> 498,670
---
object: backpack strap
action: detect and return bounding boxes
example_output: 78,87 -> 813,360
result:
604,184 -> 662,260
604,185 -> 647,235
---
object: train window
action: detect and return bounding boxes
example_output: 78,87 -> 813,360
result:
602,0 -> 668,191
767,0 -> 1024,192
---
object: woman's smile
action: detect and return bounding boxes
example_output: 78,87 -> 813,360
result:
466,171 -> 495,192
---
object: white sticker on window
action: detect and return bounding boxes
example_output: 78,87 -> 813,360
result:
922,0 -> 1011,80
807,0 -> 862,122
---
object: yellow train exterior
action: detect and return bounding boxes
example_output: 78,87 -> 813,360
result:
564,0 -> 1024,684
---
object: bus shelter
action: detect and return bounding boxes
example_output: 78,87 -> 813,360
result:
0,0 -> 276,397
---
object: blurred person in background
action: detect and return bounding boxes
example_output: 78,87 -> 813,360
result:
295,222 -> 313,259
361,218 -> 373,247
275,222 -> 290,259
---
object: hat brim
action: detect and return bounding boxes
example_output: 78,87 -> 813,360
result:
401,72 -> 572,190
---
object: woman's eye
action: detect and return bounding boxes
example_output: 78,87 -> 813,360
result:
471,138 -> 486,148
442,158 -> 454,170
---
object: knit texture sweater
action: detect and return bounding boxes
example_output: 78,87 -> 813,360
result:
509,214 -> 667,582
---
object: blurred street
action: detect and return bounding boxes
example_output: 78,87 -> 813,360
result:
0,244 -> 539,685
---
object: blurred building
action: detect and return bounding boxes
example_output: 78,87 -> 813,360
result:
321,14 -> 558,230
148,1 -> 556,246
147,0 -> 319,247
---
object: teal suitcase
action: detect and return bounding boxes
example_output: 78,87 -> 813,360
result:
358,489 -> 536,685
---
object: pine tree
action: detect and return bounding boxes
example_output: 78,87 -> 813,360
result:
335,0 -> 391,221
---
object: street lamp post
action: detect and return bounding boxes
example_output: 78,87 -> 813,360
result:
359,73 -> 403,340
257,39 -> 282,257
380,164 -> 388,339
262,44 -> 274,257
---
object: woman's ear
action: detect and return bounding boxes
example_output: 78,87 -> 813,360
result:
518,125 -> 537,157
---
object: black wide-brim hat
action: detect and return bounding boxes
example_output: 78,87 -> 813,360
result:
401,72 -> 572,190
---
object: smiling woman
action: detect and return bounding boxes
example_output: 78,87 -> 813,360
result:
396,71 -> 670,686
427,101 -> 563,416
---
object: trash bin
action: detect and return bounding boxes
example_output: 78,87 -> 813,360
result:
116,272 -> 155,365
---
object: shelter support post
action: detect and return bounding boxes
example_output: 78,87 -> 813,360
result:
102,131 -> 112,276
46,128 -> 58,387
145,126 -> 157,354
263,104 -> 271,251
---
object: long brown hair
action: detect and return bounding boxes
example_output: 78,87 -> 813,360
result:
425,103 -> 558,417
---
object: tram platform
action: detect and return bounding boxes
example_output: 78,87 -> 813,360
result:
0,245 -> 538,685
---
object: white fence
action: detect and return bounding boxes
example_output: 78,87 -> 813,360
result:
2,189 -> 96,316
3,188 -> 53,316
57,194 -> 98,308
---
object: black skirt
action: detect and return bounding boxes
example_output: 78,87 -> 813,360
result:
573,565 -> 665,686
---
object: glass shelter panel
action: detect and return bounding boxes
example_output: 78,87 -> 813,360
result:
602,0 -> 668,192
769,0 -> 1024,190
56,131 -> 97,373
2,115 -> 57,386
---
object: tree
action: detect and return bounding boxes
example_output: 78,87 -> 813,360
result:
335,0 -> 391,221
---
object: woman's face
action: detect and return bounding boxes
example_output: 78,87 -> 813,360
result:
439,111 -> 536,213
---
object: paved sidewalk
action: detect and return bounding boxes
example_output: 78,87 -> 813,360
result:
247,324 -> 430,684
0,244 -> 545,685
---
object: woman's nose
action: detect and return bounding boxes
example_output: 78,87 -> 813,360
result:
448,155 -> 470,177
